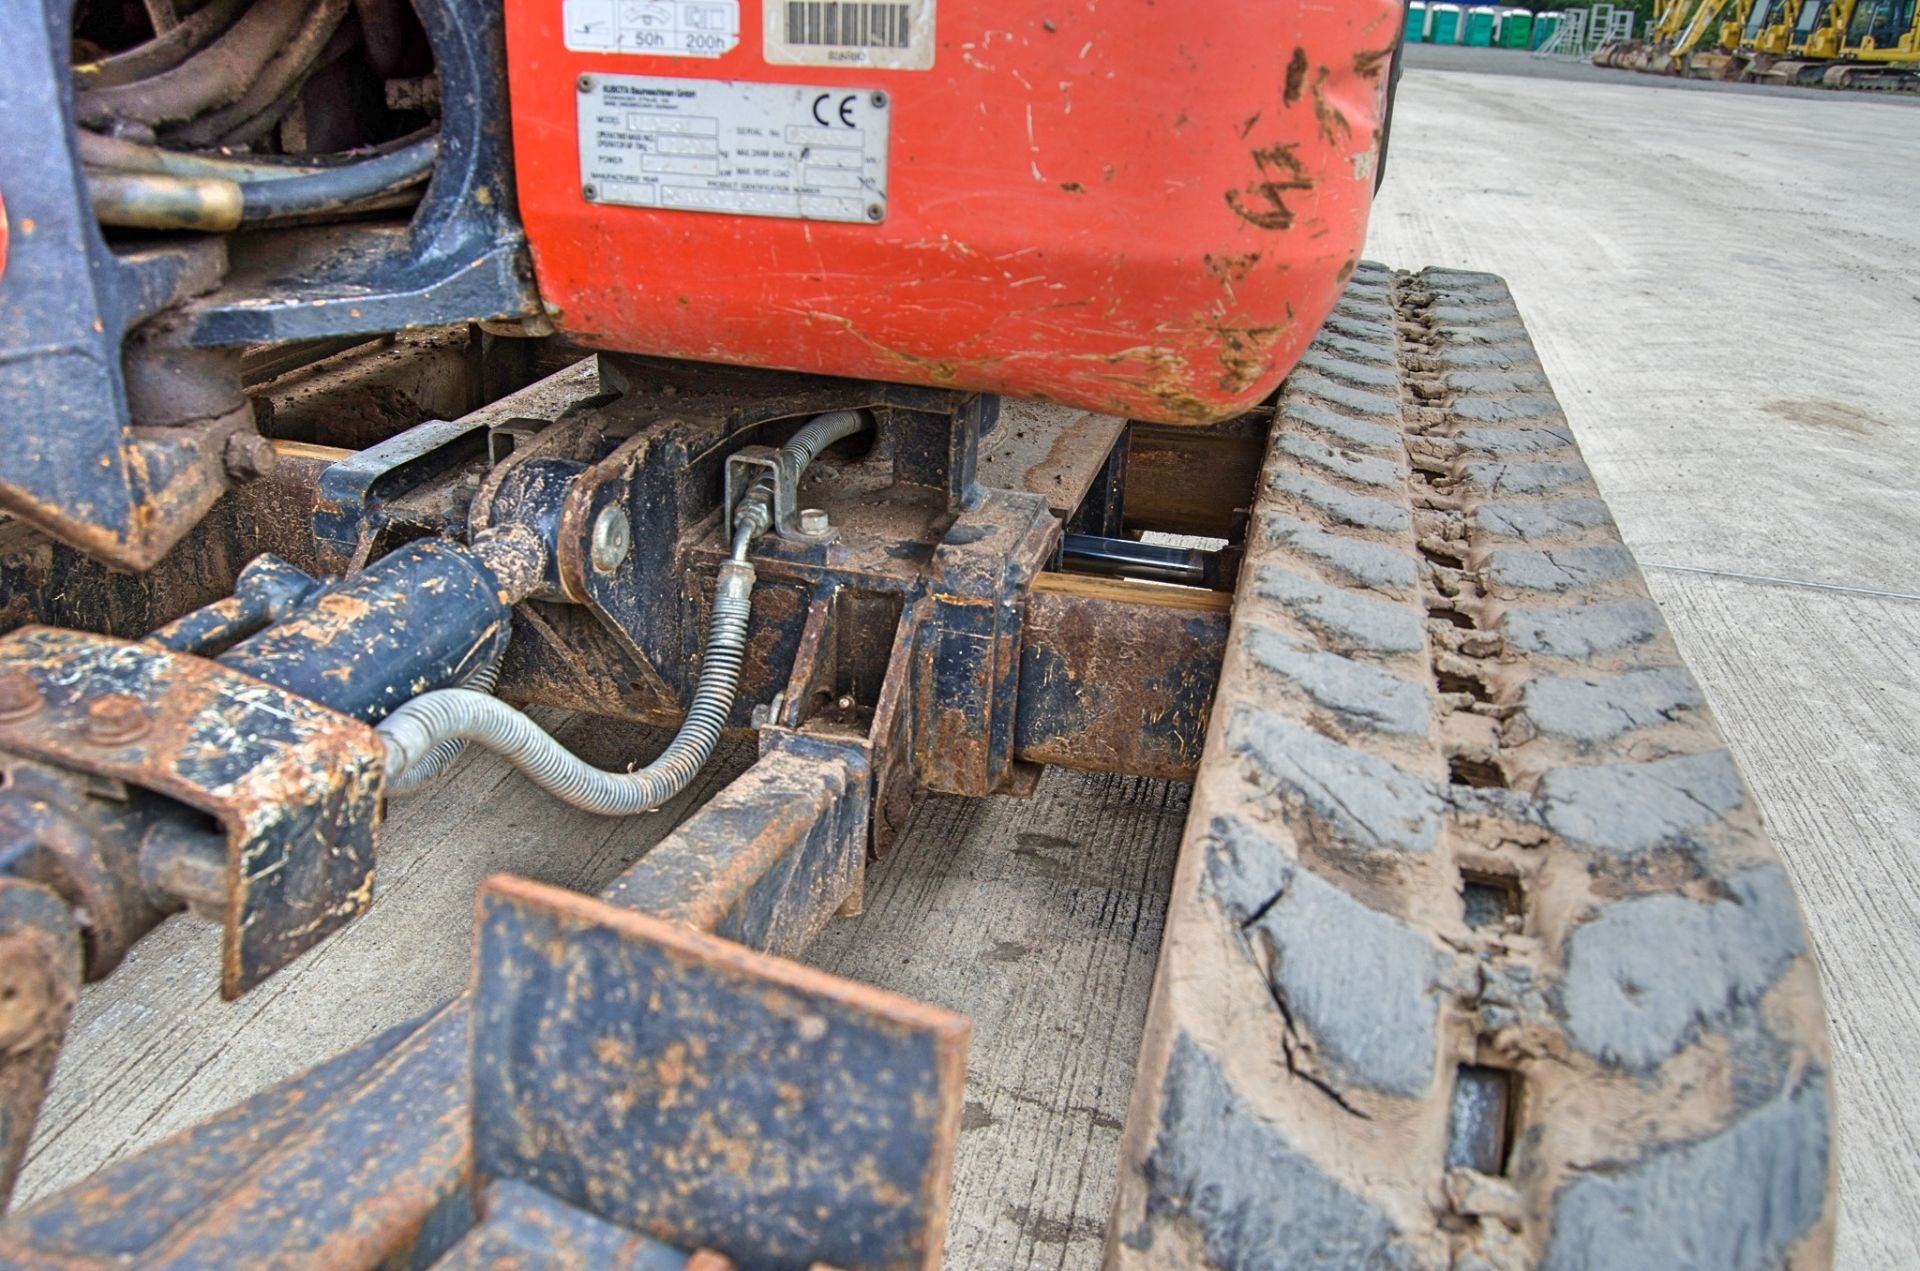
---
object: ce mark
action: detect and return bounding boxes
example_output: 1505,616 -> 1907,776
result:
811,93 -> 861,127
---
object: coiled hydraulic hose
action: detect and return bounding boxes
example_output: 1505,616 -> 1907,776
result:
382,648 -> 505,796
379,562 -> 753,814
377,410 -> 869,813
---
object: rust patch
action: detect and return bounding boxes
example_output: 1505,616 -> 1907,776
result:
1204,252 -> 1263,283
1204,323 -> 1288,394
1354,44 -> 1396,80
1283,47 -> 1310,105
0,627 -> 384,998
1311,69 -> 1353,146
1145,384 -> 1219,426
1223,143 -> 1314,232
1017,581 -> 1228,781
1060,181 -> 1086,194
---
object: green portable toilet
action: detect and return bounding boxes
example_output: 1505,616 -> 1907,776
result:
1530,9 -> 1561,47
1429,3 -> 1463,43
1464,6 -> 1496,44
1496,7 -> 1533,46
1406,0 -> 1429,42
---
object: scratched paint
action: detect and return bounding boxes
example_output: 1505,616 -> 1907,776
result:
504,0 -> 1402,424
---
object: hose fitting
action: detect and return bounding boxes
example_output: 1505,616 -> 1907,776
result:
380,409 -> 871,814
377,558 -> 756,814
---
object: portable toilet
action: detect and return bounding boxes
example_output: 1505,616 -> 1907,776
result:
1496,7 -> 1533,46
1530,9 -> 1561,46
1429,3 -> 1464,43
1464,5 -> 1497,44
1406,0 -> 1429,42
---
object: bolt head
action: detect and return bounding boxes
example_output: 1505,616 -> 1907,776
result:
577,74 -> 594,93
590,504 -> 632,573
223,431 -> 278,482
0,674 -> 42,722
582,183 -> 598,202
865,203 -> 884,222
84,693 -> 149,745
797,507 -> 831,535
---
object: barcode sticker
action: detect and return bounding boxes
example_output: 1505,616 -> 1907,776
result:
763,0 -> 934,68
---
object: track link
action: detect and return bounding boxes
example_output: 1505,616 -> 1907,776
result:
1107,266 -> 1834,1269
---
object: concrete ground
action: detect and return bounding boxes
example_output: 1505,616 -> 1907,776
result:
1403,39 -> 1920,102
17,45 -> 1918,1271
1371,45 -> 1920,1269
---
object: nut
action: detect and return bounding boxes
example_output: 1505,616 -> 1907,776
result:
590,504 -> 632,573
798,508 -> 831,535
0,934 -> 67,1052
223,432 -> 278,482
84,693 -> 149,746
0,673 -> 42,722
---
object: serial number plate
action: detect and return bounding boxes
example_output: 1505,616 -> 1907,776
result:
577,75 -> 891,224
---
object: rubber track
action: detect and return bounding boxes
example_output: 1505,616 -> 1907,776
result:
1107,266 -> 1834,1270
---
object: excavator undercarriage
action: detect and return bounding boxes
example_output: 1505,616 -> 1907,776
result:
0,0 -> 1834,1266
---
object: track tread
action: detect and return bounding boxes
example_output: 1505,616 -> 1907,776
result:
1108,266 -> 1833,1270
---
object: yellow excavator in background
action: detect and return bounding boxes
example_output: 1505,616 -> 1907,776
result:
1597,0 -> 1918,84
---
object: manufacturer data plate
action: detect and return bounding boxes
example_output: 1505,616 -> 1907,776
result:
578,76 -> 891,224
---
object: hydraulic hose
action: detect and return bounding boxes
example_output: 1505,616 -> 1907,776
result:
88,136 -> 438,231
778,409 -> 867,473
379,410 -> 872,813
74,0 -> 313,129
79,129 -> 336,182
75,0 -> 248,90
378,562 -> 755,814
234,136 -> 437,219
382,647 -> 505,796
731,408 -> 867,544
166,0 -> 355,149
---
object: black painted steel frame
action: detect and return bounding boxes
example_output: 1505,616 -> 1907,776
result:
0,344 -> 1231,1267
0,0 -> 536,570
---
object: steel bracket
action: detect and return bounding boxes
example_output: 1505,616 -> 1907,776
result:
911,489 -> 1061,797
724,445 -> 838,545
0,627 -> 384,997
471,875 -> 968,1271
313,417 -> 493,567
